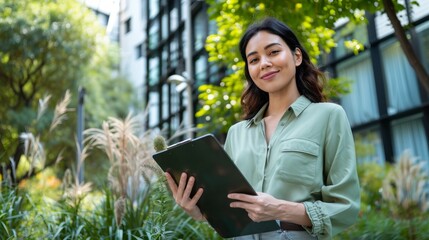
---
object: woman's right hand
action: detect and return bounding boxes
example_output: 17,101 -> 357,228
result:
165,172 -> 206,221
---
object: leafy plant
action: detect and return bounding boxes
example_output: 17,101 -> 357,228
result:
0,187 -> 27,239
37,140 -> 94,239
21,91 -> 72,176
337,150 -> 429,239
1,109 -> 222,239
142,179 -> 223,240
84,114 -> 162,229
381,150 -> 429,239
382,150 -> 429,216
357,162 -> 389,212
336,210 -> 429,240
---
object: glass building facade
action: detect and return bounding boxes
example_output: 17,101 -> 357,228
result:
144,0 -> 224,140
323,8 -> 429,165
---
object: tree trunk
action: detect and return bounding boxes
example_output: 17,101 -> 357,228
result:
383,0 -> 429,93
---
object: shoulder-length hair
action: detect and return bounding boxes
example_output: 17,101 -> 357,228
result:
239,17 -> 326,120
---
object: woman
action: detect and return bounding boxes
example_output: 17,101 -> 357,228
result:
166,17 -> 360,240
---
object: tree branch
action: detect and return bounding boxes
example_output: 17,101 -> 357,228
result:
382,0 -> 429,93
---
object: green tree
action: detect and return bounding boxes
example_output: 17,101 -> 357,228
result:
0,0 -> 134,185
198,0 -> 428,134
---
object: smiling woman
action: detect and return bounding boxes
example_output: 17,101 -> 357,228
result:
163,17 -> 360,240
245,32 -> 301,102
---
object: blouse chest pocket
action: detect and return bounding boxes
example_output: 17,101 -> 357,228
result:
277,139 -> 320,186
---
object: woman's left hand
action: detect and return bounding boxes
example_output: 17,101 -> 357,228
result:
228,192 -> 282,222
228,192 -> 311,226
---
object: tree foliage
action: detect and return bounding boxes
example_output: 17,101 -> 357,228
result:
197,0 -> 427,134
0,0 -> 99,109
0,0 -> 135,184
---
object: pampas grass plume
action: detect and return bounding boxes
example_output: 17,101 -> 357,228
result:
114,197 -> 126,226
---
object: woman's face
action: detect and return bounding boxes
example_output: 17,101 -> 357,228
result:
245,31 -> 302,96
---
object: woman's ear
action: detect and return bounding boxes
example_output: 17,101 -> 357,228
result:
294,48 -> 303,66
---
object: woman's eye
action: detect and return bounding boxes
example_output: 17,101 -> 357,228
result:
249,58 -> 258,64
270,50 -> 280,55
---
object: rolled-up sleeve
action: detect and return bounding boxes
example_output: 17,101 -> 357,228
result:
303,106 -> 360,239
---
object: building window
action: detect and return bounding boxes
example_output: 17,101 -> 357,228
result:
381,40 -> 421,115
170,7 -> 178,32
208,63 -> 220,84
209,19 -> 217,34
125,18 -> 131,33
136,44 -> 143,59
417,21 -> 429,73
141,0 -> 145,20
162,12 -> 168,40
148,91 -> 160,128
95,12 -> 109,26
170,36 -> 179,68
335,23 -> 368,59
335,34 -> 353,58
161,45 -> 168,75
170,85 -> 180,113
391,114 -> 429,164
171,114 -> 180,135
337,52 -> 379,126
195,54 -> 207,86
354,127 -> 385,165
148,21 -> 159,50
180,0 -> 187,21
148,55 -> 159,86
181,30 -> 188,60
149,0 -> 159,18
162,84 -> 169,119
194,11 -> 206,51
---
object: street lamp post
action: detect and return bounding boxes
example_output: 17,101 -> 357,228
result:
167,74 -> 193,139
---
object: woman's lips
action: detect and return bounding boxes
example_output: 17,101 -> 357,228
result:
260,71 -> 279,80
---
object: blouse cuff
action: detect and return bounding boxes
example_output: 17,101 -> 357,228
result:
303,201 -> 329,236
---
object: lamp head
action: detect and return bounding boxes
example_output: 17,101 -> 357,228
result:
167,74 -> 189,92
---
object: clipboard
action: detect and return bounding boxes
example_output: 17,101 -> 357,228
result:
152,134 -> 279,238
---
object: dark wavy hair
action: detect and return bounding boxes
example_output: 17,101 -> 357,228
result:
239,17 -> 326,120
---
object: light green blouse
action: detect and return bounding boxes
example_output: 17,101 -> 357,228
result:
224,96 -> 360,240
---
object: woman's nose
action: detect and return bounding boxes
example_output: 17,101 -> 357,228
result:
260,56 -> 272,69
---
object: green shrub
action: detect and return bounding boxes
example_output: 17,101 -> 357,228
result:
336,150 -> 429,239
336,210 -> 429,240
0,187 -> 28,239
356,162 -> 388,213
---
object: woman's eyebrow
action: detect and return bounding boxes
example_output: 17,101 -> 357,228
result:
246,42 -> 282,58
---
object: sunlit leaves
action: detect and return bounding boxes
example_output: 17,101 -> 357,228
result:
344,39 -> 365,55
196,70 -> 244,133
322,76 -> 353,100
0,0 -> 104,109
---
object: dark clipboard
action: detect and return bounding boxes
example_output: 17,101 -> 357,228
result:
152,134 -> 279,238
